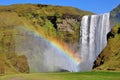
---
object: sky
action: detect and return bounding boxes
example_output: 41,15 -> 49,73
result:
0,0 -> 120,14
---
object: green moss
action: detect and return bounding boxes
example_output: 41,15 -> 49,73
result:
56,18 -> 63,23
112,23 -> 120,33
43,19 -> 57,37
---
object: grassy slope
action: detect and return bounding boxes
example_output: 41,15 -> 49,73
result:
0,12 -> 30,74
0,71 -> 120,80
0,4 -> 93,74
0,4 -> 93,15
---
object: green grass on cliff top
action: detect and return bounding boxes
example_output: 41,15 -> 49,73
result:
0,71 -> 120,80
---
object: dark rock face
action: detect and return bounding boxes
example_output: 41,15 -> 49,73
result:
47,16 -> 57,29
47,14 -> 81,32
117,28 -> 120,34
93,54 -> 104,69
107,31 -> 115,40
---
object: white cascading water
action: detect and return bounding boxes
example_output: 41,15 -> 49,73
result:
79,13 -> 111,71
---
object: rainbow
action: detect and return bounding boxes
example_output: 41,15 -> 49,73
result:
18,25 -> 81,65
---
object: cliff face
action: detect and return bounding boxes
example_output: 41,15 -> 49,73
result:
0,4 -> 93,74
93,5 -> 120,71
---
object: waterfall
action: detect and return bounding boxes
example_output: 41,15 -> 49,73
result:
79,13 -> 111,71
14,13 -> 111,72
